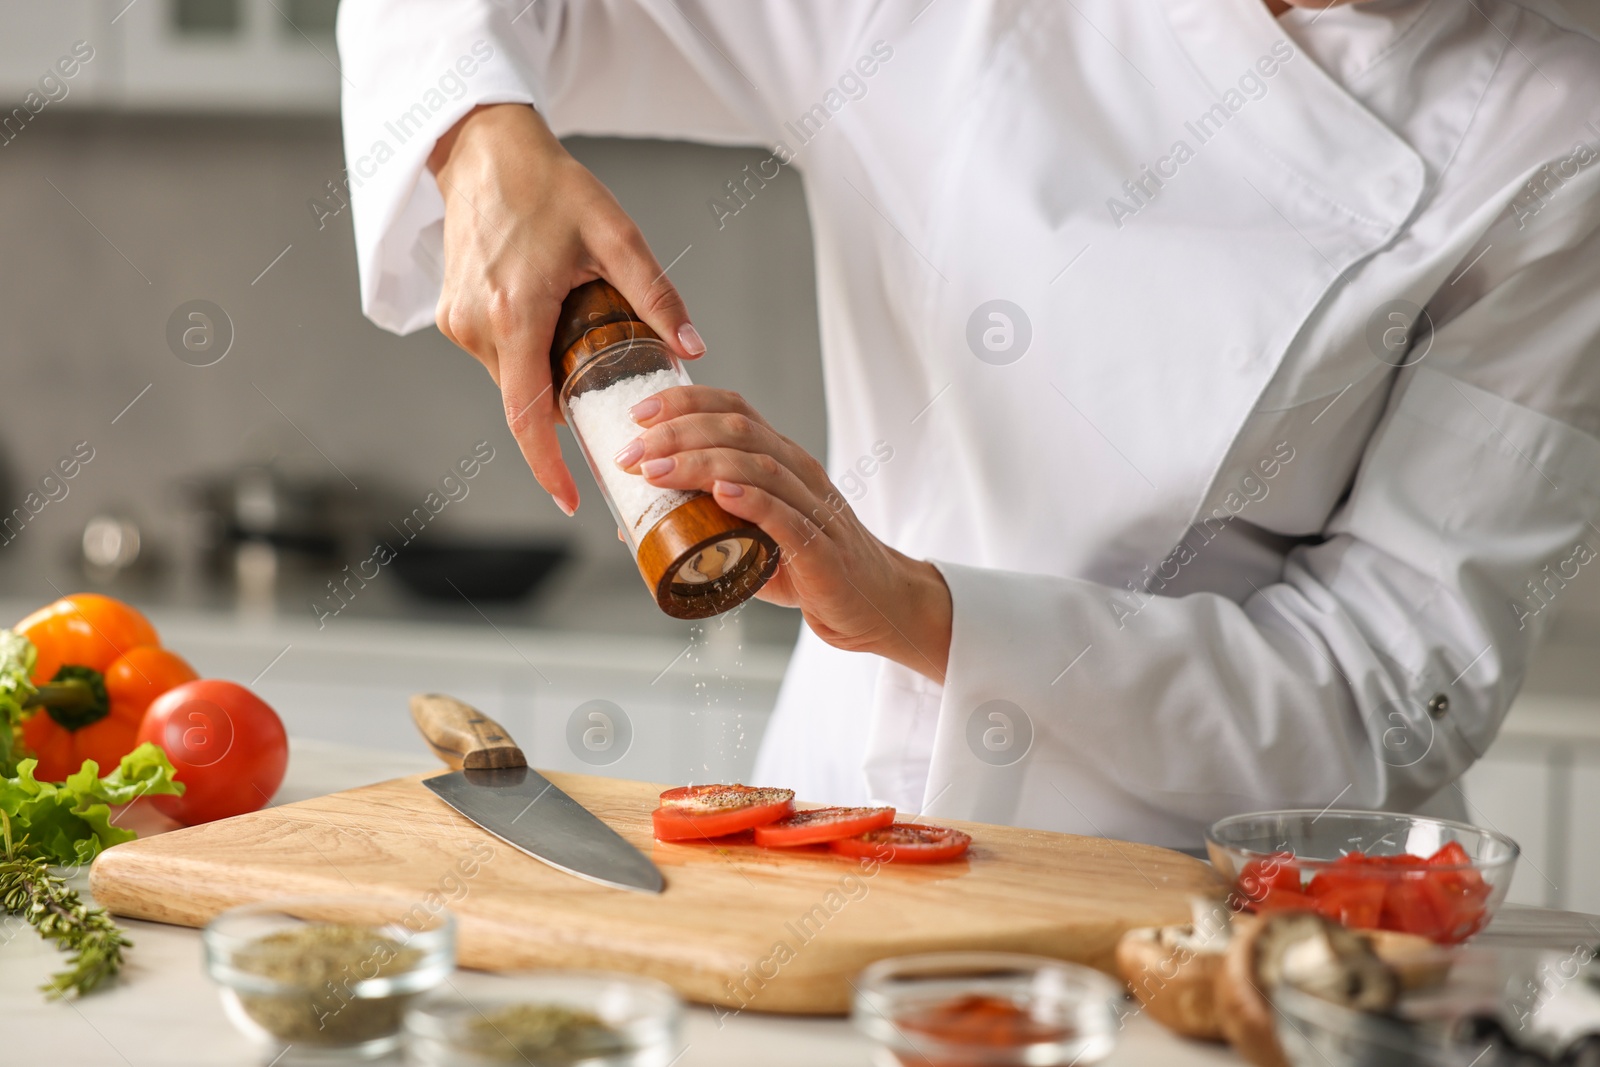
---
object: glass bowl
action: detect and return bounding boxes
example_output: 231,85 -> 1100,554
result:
851,952 -> 1122,1066
203,896 -> 456,1060
1273,983 -> 1497,1067
1207,809 -> 1518,944
403,970 -> 684,1067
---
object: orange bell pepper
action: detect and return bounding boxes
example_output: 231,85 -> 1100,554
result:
15,594 -> 196,781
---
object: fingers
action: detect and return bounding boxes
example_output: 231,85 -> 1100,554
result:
496,295 -> 580,514
426,101 -> 699,517
624,400 -> 835,502
585,209 -> 702,361
710,480 -> 829,564
440,269 -> 580,512
625,411 -> 771,466
636,444 -> 803,500
439,295 -> 499,388
633,443 -> 850,549
628,385 -> 772,429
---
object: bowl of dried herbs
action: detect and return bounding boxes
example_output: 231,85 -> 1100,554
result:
403,970 -> 683,1066
204,896 -> 455,1059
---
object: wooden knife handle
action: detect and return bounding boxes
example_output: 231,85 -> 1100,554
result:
410,693 -> 527,770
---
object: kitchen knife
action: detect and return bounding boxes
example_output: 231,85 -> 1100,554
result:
410,693 -> 665,894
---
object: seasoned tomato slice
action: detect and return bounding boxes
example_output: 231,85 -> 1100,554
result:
753,806 -> 896,848
830,822 -> 972,864
651,784 -> 795,842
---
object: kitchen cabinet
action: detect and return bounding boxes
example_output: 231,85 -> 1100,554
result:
1459,693 -> 1600,915
0,0 -> 339,115
0,2 -> 111,107
118,0 -> 339,112
1459,742 -> 1557,908
1569,761 -> 1600,916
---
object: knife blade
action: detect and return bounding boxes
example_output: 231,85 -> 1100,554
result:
411,693 -> 664,894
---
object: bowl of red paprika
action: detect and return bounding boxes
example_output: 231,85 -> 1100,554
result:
851,952 -> 1121,1066
1206,809 -> 1519,946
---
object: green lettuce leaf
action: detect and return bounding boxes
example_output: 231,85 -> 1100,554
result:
0,743 -> 184,866
0,629 -> 38,776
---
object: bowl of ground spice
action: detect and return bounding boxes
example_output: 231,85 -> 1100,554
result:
403,970 -> 683,1066
203,896 -> 455,1059
852,952 -> 1123,1066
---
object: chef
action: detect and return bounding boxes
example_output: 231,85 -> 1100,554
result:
336,0 -> 1600,847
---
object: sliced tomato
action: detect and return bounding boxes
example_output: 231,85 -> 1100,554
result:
1371,853 -> 1428,868
1237,852 -> 1302,903
830,822 -> 971,864
1247,843 -> 1493,944
1312,880 -> 1386,929
1423,841 -> 1489,902
651,784 -> 795,842
1425,888 -> 1487,943
753,806 -> 896,848
1306,864 -> 1379,897
1252,886 -> 1320,913
1380,876 -> 1442,940
1418,870 -> 1490,944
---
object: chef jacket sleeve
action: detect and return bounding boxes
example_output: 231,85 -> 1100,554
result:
923,198 -> 1600,841
336,0 -> 869,333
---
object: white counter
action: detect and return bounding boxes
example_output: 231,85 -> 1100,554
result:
3,592 -> 1598,911
142,601 -> 1600,915
6,740 -> 1600,1067
0,740 -> 1249,1067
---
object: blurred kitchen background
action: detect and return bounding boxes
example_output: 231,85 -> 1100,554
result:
4,1 -> 1600,911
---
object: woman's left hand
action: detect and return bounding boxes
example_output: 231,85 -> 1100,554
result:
616,386 -> 952,681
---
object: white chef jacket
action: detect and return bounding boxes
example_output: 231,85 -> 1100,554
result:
337,0 -> 1600,847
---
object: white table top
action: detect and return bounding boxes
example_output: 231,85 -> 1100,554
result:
5,740 -> 1595,1067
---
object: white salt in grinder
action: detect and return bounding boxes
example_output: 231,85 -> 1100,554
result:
550,280 -> 778,619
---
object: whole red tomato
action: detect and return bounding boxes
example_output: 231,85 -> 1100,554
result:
135,680 -> 288,825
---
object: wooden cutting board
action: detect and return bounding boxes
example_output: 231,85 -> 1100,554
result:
90,770 -> 1222,1014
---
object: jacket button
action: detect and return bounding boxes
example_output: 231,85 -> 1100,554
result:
1427,694 -> 1449,718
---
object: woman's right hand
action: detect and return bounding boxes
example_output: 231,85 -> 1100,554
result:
427,103 -> 704,515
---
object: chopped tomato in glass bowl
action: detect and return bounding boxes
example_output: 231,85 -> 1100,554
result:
1206,810 -> 1518,945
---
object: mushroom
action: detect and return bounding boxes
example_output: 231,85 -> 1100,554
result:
1215,911 -> 1399,1067
1116,923 -> 1229,1040
1356,928 -> 1454,991
1115,897 -> 1237,1040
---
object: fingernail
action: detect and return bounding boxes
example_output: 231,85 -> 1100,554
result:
677,322 -> 706,357
613,439 -> 644,468
715,480 -> 745,497
640,457 -> 675,477
554,496 -> 575,517
630,397 -> 661,422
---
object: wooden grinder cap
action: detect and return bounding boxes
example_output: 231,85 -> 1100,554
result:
550,281 -> 778,620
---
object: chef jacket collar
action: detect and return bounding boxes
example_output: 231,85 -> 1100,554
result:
1152,0 -> 1427,240
1275,0 -> 1436,89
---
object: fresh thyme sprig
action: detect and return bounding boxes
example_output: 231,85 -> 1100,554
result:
0,809 -> 132,999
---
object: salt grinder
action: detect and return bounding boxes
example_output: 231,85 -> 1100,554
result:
550,280 -> 779,619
